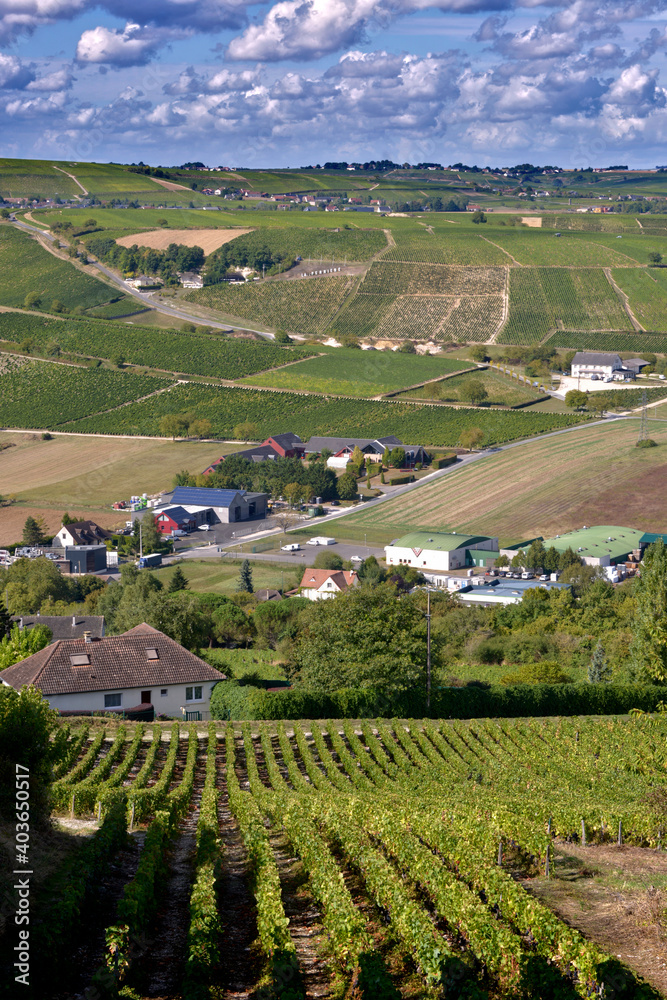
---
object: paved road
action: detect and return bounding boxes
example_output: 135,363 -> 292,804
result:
10,217 -> 276,340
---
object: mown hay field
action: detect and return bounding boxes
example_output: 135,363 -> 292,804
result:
115,228 -> 252,253
333,419 -> 667,544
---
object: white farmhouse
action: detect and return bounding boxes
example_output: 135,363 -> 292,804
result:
0,623 -> 224,721
570,352 -> 623,379
299,568 -> 358,601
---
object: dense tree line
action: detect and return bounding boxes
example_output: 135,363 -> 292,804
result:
87,237 -> 204,284
175,454 -> 343,502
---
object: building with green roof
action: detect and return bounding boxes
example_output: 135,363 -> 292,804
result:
539,526 -> 667,566
385,531 -> 499,572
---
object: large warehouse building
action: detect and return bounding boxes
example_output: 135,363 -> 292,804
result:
384,531 -> 499,572
518,525 -> 667,567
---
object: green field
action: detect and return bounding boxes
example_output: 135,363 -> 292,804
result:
400,367 -> 542,406
500,267 -> 632,344
239,348 -> 469,396
326,418 -> 667,545
149,558 -> 303,598
0,312 -> 315,378
0,358 -> 170,428
545,329 -> 667,353
0,225 -> 132,314
58,381 -> 587,445
186,275 -> 357,334
382,228 -> 511,265
0,159 -> 81,199
487,229 -> 653,266
611,267 -> 667,331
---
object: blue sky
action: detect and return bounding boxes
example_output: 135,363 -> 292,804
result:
0,0 -> 666,168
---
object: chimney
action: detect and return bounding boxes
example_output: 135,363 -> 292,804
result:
19,617 -> 23,628
72,615 -> 77,627
83,631 -> 92,643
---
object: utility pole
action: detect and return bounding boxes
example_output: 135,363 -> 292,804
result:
638,388 -> 649,443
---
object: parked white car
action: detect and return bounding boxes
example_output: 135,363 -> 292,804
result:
197,524 -> 211,531
281,543 -> 301,551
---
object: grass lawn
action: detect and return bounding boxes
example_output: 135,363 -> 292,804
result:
239,349 -> 469,396
398,367 -> 541,406
0,432 -> 237,507
323,418 -> 667,545
150,558 -> 303,596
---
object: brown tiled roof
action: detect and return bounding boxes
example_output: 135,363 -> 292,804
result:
62,520 -> 112,544
12,615 -> 105,642
299,569 -> 357,592
0,624 -> 225,696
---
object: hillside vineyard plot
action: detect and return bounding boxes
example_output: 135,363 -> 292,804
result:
61,381 -> 586,444
186,275 -> 356,335
0,312 -> 315,378
500,268 -> 633,344
0,225 -> 132,313
31,718 -> 666,1000
0,359 -> 171,427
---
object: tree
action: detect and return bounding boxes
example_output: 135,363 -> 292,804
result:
284,482 -> 306,508
469,345 -> 488,363
314,551 -> 343,570
495,554 -> 509,568
51,299 -> 66,314
588,641 -> 612,683
351,446 -> 365,471
648,251 -> 663,265
0,623 -> 52,670
24,291 -> 41,309
189,418 -> 212,439
61,512 -> 75,525
389,447 -> 405,468
0,603 -> 12,639
0,686 -> 64,823
525,539 -> 547,572
168,566 -> 189,592
458,427 -> 484,451
293,585 -> 430,697
471,210 -> 487,224
458,379 -> 488,406
273,510 -> 300,536
399,340 -> 416,354
22,516 -> 45,546
159,413 -> 189,440
212,601 -> 255,647
565,389 -> 588,411
274,330 -> 292,344
233,421 -> 260,441
336,472 -> 358,501
629,539 -> 667,682
111,353 -> 125,368
237,559 -> 254,594
84,217 -> 97,227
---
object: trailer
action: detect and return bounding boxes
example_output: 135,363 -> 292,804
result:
138,552 -> 163,569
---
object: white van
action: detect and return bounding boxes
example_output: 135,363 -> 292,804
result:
281,543 -> 301,552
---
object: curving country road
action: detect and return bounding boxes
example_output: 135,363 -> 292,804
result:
10,216 -> 276,340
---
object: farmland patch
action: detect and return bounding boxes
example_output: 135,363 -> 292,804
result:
115,228 -> 252,254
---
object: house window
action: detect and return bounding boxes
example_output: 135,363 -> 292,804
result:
104,693 -> 122,708
186,686 -> 203,701
161,688 -> 168,697
70,654 -> 90,666
146,648 -> 159,660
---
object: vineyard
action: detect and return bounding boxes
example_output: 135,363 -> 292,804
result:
546,330 -> 667,354
0,312 -> 315,379
0,359 -> 171,428
239,349 -> 469,396
611,268 -> 667,332
499,268 -> 633,344
186,275 -> 357,335
486,230 -> 648,267
540,214 -> 646,232
204,224 -> 388,263
60,381 -> 588,445
381,228 -> 510,265
17,715 -> 667,1000
0,225 -> 133,314
359,262 -> 507,296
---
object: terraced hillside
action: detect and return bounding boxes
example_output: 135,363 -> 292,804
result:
15,716 -> 667,1000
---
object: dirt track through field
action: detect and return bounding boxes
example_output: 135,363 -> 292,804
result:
115,228 -> 252,254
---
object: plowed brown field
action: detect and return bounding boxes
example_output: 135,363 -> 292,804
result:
115,228 -> 251,254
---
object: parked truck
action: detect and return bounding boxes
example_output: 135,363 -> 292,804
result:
138,552 -> 163,569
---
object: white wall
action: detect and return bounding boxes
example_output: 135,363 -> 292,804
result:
43,682 -> 219,720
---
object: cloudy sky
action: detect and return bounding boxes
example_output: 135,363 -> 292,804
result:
1,0 -> 666,168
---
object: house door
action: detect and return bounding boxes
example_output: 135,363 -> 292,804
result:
141,690 -> 152,704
